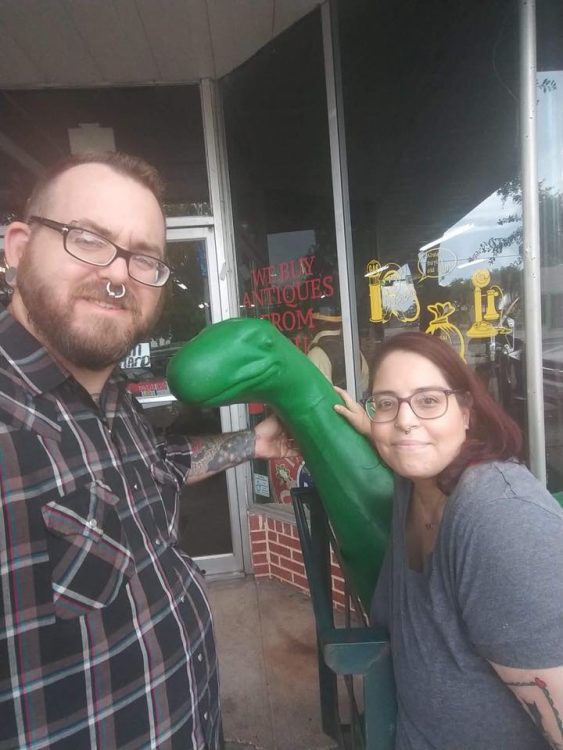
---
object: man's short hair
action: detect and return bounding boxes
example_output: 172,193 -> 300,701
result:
24,151 -> 166,220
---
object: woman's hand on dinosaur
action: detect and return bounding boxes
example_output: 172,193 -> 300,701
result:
333,386 -> 371,437
253,413 -> 300,460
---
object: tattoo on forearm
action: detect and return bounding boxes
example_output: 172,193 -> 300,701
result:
507,677 -> 563,749
190,431 -> 255,478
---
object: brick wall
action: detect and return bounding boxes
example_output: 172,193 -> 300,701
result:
248,506 -> 348,608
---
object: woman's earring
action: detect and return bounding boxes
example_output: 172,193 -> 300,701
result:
4,267 -> 17,287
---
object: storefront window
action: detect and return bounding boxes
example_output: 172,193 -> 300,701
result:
537,0 -> 563,493
338,0 -> 525,443
222,9 -> 340,503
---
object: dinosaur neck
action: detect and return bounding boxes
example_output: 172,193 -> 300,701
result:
265,357 -> 339,418
262,362 -> 365,455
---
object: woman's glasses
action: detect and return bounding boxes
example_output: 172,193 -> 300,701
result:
364,388 -> 462,423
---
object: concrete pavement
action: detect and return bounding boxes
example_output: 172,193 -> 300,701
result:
208,576 -> 338,750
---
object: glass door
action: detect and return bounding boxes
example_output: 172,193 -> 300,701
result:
122,224 -> 246,576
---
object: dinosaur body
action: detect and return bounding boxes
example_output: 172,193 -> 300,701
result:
167,317 -> 394,608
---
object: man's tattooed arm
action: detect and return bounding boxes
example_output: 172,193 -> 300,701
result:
186,431 -> 256,485
489,661 -> 563,750
184,414 -> 298,486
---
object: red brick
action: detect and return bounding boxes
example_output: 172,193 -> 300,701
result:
292,573 -> 310,591
277,534 -> 302,551
332,591 -> 347,607
266,530 -> 278,543
291,548 -> 305,562
331,564 -> 343,577
332,578 -> 345,594
251,541 -> 267,554
281,558 -> 305,576
270,564 -> 292,582
270,553 -> 280,566
269,541 -> 292,558
276,554 -> 294,570
252,552 -> 268,565
253,564 -> 270,577
283,522 -> 295,536
248,515 -> 263,531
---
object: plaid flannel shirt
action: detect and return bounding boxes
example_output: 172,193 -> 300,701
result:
0,309 -> 221,750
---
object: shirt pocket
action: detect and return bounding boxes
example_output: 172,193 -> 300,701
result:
151,459 -> 181,544
41,480 -> 135,620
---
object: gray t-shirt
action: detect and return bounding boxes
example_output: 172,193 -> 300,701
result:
371,461 -> 563,750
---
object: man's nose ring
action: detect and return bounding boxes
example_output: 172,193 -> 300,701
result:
106,282 -> 126,299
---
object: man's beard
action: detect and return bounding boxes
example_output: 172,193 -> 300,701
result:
16,257 -> 164,371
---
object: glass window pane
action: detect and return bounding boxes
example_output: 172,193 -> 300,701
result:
537,0 -> 563,494
222,10 -> 343,503
338,0 -> 525,447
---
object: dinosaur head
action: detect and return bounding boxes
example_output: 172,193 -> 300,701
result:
167,318 -> 312,406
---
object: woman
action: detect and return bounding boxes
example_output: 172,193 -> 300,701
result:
335,331 -> 563,750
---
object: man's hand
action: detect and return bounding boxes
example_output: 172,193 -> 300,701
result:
254,413 -> 300,460
332,386 -> 372,438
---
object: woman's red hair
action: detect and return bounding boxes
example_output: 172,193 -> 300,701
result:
370,331 -> 524,494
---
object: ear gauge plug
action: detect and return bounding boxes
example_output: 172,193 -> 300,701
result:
4,267 -> 17,287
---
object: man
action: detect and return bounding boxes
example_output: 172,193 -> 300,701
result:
0,151 -> 295,749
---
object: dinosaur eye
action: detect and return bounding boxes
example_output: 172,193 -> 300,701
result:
262,335 -> 274,349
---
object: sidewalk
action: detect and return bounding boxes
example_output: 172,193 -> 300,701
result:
208,576 -> 338,750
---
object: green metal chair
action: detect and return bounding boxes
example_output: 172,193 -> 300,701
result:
291,487 -> 396,750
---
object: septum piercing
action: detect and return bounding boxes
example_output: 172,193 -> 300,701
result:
106,282 -> 126,299
397,425 -> 414,434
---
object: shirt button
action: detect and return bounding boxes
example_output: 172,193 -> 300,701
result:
180,596 -> 185,603
203,712 -> 208,721
133,483 -> 139,490
197,653 -> 203,662
155,539 -> 161,546
87,518 -> 97,529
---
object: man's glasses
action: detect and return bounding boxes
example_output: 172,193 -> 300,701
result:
29,216 -> 171,288
364,388 -> 462,423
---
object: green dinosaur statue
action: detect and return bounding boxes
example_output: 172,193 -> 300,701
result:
167,317 -> 394,609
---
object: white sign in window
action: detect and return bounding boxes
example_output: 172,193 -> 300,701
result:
121,342 -> 151,370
